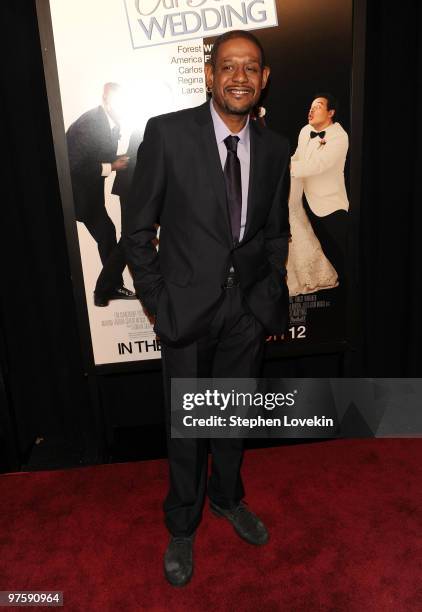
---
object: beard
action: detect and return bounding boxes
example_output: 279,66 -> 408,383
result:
223,102 -> 254,115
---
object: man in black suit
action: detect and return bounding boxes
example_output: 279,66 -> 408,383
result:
111,130 -> 143,210
124,31 -> 290,586
66,83 -> 136,306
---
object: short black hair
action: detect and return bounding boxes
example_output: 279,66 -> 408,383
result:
209,30 -> 266,69
313,92 -> 338,121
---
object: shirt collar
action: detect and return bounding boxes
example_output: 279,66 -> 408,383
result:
210,99 -> 250,147
309,122 -> 334,134
103,105 -> 118,130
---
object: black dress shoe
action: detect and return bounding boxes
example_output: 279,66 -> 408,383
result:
164,534 -> 194,587
93,286 -> 137,307
210,500 -> 269,546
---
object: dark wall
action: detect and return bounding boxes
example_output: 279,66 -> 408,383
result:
359,1 -> 422,375
1,1 -> 421,471
261,0 -> 353,142
1,1 -> 93,467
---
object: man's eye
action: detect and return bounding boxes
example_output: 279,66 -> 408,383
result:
223,65 -> 233,71
246,66 -> 258,72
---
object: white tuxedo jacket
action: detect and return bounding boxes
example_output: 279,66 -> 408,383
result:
290,122 -> 349,217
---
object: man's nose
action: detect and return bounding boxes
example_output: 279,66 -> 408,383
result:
232,66 -> 248,82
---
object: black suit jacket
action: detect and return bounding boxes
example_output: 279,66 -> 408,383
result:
123,101 -> 290,346
66,106 -> 119,221
111,130 -> 143,202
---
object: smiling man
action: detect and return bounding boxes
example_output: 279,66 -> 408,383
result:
123,30 -> 290,587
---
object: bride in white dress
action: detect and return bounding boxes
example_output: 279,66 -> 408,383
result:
286,176 -> 338,296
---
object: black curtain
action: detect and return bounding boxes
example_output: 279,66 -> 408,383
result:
1,1 -> 421,470
359,1 -> 422,375
1,1 -> 94,465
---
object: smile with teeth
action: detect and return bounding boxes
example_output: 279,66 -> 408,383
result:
227,88 -> 253,97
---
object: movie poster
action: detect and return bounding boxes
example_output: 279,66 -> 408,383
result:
41,0 -> 353,368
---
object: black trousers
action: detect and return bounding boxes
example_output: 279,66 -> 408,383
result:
303,196 -> 349,285
160,286 -> 265,537
81,205 -> 126,295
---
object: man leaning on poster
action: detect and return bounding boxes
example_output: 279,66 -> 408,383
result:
123,30 -> 290,587
66,83 -> 136,306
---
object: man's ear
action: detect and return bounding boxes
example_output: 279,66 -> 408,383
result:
204,63 -> 214,92
261,66 -> 270,90
328,109 -> 335,120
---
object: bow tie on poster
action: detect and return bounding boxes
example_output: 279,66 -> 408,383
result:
310,130 -> 326,139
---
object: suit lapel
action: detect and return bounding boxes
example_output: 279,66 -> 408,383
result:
97,106 -> 117,158
242,120 -> 263,241
195,103 -> 232,246
305,130 -> 318,160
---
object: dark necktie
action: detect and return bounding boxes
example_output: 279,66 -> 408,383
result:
223,135 -> 241,244
310,130 -> 326,139
111,125 -> 121,152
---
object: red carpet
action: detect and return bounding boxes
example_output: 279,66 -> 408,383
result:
1,439 -> 422,611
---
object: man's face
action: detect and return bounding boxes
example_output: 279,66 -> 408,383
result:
308,97 -> 334,129
205,37 -> 269,118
